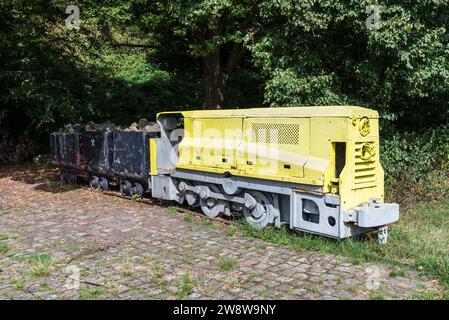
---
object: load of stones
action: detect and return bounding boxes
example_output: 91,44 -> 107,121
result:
61,118 -> 160,133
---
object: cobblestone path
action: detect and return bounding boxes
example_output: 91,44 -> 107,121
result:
0,166 -> 440,299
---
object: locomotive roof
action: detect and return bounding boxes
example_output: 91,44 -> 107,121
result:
158,106 -> 378,119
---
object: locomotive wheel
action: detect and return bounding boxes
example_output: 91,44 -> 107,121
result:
243,191 -> 274,229
199,185 -> 227,218
185,191 -> 199,207
120,180 -> 132,196
131,182 -> 143,196
98,177 -> 109,191
89,176 -> 99,189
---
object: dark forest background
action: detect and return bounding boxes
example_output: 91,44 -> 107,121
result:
1,0 -> 449,200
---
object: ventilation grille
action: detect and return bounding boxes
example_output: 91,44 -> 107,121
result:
251,123 -> 300,145
353,141 -> 376,188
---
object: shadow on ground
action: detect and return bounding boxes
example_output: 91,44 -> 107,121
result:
0,164 -> 81,193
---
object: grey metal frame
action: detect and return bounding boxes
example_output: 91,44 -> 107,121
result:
151,168 -> 398,241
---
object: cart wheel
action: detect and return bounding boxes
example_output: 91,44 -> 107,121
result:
89,176 -> 99,189
60,172 -> 67,184
66,173 -> 77,185
98,177 -> 109,191
131,183 -> 143,196
120,180 -> 132,196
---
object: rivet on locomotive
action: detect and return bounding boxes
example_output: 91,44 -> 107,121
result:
50,106 -> 399,243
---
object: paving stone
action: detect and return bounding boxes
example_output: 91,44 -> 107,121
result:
0,167 -> 441,300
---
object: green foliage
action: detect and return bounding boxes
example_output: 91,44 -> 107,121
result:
226,226 -> 236,237
253,1 -> 449,129
382,127 -> 449,182
183,214 -> 193,223
218,257 -> 237,271
0,0 -> 267,162
381,126 -> 449,202
265,70 -> 344,106
27,252 -> 53,278
175,272 -> 195,299
79,286 -> 105,300
0,242 -> 8,253
137,0 -> 256,58
167,206 -> 178,214
0,0 -> 204,164
131,193 -> 141,202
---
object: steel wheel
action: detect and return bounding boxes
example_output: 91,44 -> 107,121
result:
66,173 -> 77,185
120,180 -> 132,196
200,185 -> 227,218
131,182 -> 143,196
243,191 -> 274,229
98,177 -> 109,191
60,171 -> 67,184
89,176 -> 99,189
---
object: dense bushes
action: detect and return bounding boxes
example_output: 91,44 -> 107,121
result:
255,1 -> 449,130
381,126 -> 449,203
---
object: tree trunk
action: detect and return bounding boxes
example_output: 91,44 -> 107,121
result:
203,50 -> 226,109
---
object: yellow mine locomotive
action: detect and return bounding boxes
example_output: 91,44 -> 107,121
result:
150,106 -> 399,243
51,106 -> 399,243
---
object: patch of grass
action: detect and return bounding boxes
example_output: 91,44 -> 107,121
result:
389,269 -> 407,278
120,269 -> 133,277
346,286 -> 357,294
0,291 -> 12,299
349,257 -> 363,265
167,206 -> 178,214
227,278 -> 240,288
27,253 -> 53,278
0,242 -> 8,253
369,292 -> 385,300
201,218 -> 213,226
40,282 -> 49,289
410,291 -> 441,300
175,272 -> 195,300
79,268 -> 89,277
153,265 -> 165,279
79,286 -> 105,300
219,257 -> 237,271
183,214 -> 193,223
226,226 -> 236,237
131,194 -> 141,202
303,284 -> 318,294
257,289 -> 271,298
13,279 -> 25,290
237,200 -> 449,299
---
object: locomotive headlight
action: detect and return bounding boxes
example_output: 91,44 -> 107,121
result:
360,142 -> 376,160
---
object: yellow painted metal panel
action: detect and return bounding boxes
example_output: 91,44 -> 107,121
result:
149,138 -> 157,176
239,117 -> 310,179
337,117 -> 383,210
157,106 -> 378,119
158,106 -> 384,210
178,117 -> 243,171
